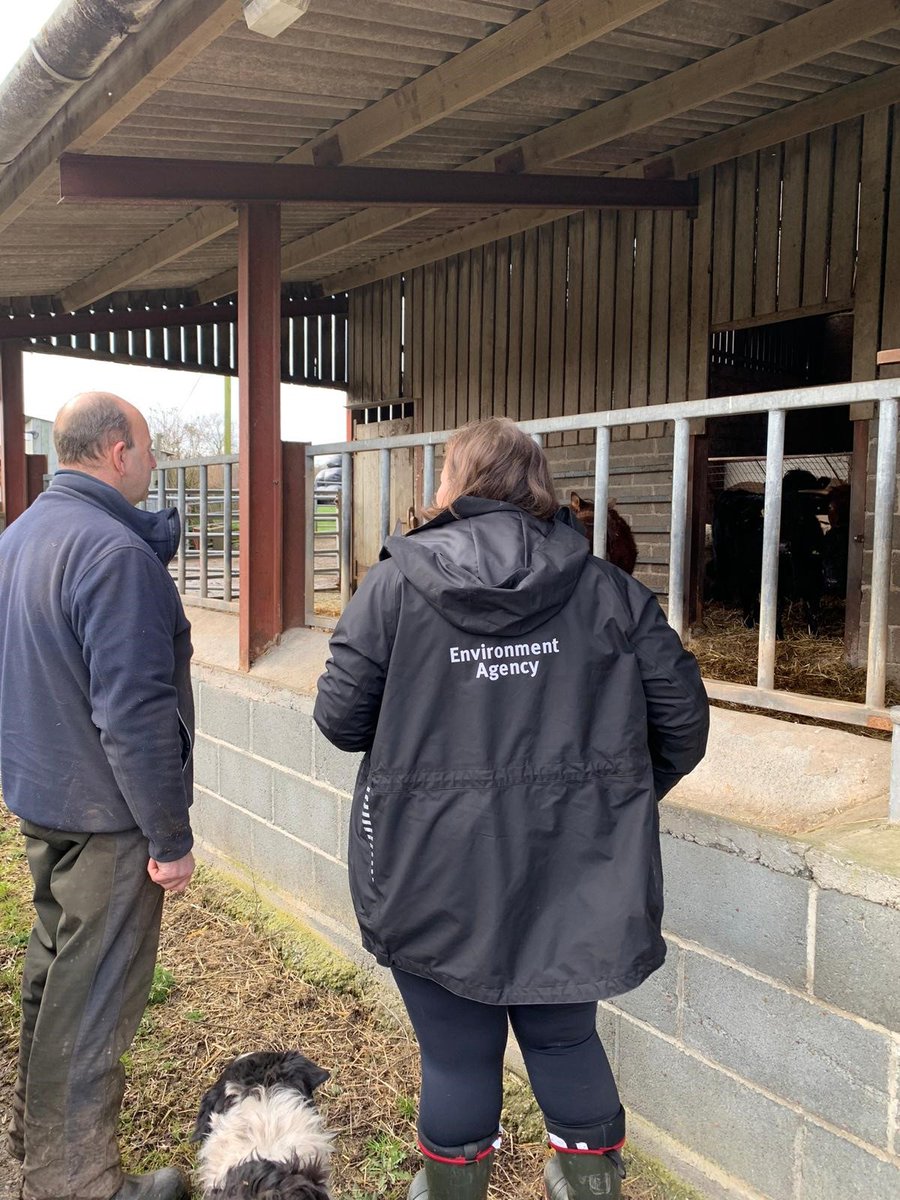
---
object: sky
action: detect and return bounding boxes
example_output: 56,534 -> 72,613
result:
23,353 -> 349,447
0,2 -> 63,86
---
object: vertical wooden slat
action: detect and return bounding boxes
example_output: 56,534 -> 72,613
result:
445,256 -> 459,429
852,108 -> 891,380
469,246 -> 484,424
413,266 -> 425,410
335,309 -> 347,386
532,224 -> 554,425
433,258 -> 447,429
613,211 -> 635,435
778,135 -> 809,312
457,252 -> 470,423
755,145 -> 782,317
877,106 -> 900,377
732,154 -> 758,322
519,228 -> 539,423
688,169 -> 714,399
579,210 -> 599,424
480,244 -> 495,422
649,210 -> 672,429
402,270 -> 414,403
389,275 -> 402,398
828,117 -> 863,304
711,160 -> 736,327
546,218 -> 568,439
597,212 -> 617,414
492,238 -> 509,419
631,210 -> 653,415
668,211 -> 690,404
802,125 -> 835,308
564,213 -> 585,446
506,234 -> 524,422
422,263 -> 436,432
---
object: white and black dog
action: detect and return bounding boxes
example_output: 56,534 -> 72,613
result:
192,1050 -> 334,1199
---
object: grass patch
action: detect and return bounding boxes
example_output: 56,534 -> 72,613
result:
0,811 -> 702,1199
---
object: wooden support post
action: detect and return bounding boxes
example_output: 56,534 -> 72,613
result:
281,441 -> 308,633
26,454 -> 48,506
0,342 -> 27,527
238,203 -> 282,670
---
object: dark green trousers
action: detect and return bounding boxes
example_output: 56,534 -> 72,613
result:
9,822 -> 164,1200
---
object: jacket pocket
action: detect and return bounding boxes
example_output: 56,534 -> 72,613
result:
349,781 -> 381,921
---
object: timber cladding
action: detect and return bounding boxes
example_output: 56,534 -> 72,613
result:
348,105 -> 900,430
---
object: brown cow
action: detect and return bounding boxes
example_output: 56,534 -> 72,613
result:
569,491 -> 638,574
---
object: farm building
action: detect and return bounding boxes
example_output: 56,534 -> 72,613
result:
0,1 -> 899,1197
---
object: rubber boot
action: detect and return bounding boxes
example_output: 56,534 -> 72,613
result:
407,1131 -> 497,1200
543,1149 -> 624,1199
110,1168 -> 191,1200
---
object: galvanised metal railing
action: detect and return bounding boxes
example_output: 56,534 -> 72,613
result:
149,454 -> 239,611
306,380 -> 900,821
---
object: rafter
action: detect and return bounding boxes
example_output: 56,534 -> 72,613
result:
58,0 -> 668,311
316,61 -> 900,295
256,0 -> 900,295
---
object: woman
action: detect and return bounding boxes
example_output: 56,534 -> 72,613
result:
314,418 -> 709,1200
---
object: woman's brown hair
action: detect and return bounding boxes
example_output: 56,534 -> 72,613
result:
431,418 -> 559,521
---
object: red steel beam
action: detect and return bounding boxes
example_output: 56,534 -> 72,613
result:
0,294 -> 346,339
238,203 -> 283,671
0,342 -> 27,525
59,153 -> 699,211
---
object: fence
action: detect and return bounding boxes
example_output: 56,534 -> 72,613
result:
305,379 -> 900,822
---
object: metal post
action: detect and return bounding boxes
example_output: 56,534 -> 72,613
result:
668,418 -> 691,640
199,464 -> 208,599
340,450 -> 352,607
223,461 -> 233,603
865,396 -> 899,709
757,408 -> 786,691
593,426 -> 610,559
890,707 -> 900,824
379,447 -> 391,544
423,443 -> 436,509
156,464 -> 166,515
177,467 -> 186,595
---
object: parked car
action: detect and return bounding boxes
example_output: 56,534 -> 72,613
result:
314,455 -> 342,500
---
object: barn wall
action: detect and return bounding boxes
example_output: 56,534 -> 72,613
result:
347,104 -> 900,667
191,660 -> 900,1200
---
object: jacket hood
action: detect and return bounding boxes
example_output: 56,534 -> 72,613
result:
50,470 -> 181,565
381,497 -> 589,635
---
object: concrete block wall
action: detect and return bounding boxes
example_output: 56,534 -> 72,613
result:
191,663 -> 900,1200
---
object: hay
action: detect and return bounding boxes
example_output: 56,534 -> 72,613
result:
690,601 -> 899,738
0,814 -> 700,1200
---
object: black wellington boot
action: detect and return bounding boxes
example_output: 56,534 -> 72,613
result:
110,1168 -> 191,1200
407,1131 -> 497,1200
543,1148 -> 624,1199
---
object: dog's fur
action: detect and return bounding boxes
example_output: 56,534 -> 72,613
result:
193,1051 -> 334,1199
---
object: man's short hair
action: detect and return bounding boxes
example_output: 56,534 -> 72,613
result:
54,395 -> 134,464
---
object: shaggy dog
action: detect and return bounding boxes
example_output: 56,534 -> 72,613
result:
193,1050 -> 334,1199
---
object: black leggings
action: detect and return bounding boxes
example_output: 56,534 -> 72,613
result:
393,969 -> 620,1150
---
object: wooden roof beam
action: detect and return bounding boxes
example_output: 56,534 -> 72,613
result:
58,0 -> 668,311
59,154 -> 698,210
251,0 -> 900,297
316,60 -> 900,295
0,0 -> 241,236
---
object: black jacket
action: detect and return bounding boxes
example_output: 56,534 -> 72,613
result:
0,471 -> 194,861
314,498 -> 708,1004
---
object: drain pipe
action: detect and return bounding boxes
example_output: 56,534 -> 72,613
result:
0,0 -> 166,171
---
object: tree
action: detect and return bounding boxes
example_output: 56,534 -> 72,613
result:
147,405 -> 234,460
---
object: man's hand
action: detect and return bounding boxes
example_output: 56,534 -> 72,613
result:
148,852 -> 195,895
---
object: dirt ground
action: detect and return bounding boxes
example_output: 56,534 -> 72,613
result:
0,814 -> 699,1200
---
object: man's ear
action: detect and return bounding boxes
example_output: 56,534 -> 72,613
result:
110,440 -> 128,475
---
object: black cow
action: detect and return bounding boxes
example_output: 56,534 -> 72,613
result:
711,470 -> 826,636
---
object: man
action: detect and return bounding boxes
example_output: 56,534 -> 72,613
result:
0,392 -> 195,1200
